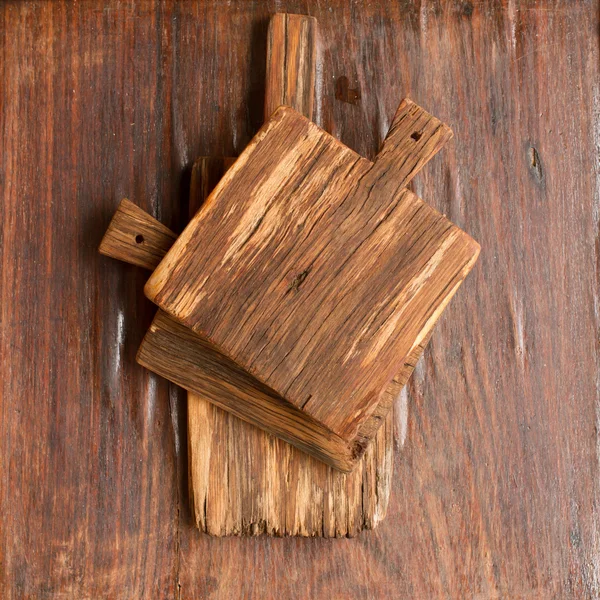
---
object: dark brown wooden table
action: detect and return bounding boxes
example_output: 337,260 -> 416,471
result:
1,1 -> 598,598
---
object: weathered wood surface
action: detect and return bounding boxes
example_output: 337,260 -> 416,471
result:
1,1 -> 599,598
144,101 -> 478,469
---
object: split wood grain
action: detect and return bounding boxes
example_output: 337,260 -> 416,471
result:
143,100 -> 479,470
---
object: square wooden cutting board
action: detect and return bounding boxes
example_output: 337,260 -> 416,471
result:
139,100 -> 480,471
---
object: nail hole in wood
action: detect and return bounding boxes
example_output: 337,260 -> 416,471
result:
135,234 -> 145,244
411,131 -> 422,141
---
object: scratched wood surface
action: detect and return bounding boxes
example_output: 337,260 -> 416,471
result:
1,1 -> 598,598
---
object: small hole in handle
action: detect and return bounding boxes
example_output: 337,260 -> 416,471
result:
135,234 -> 145,244
411,131 -> 422,141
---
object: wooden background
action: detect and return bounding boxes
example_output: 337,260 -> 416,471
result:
1,1 -> 598,598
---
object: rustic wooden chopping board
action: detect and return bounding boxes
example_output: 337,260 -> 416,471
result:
140,98 -> 479,471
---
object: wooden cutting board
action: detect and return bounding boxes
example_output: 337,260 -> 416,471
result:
140,99 -> 480,471
100,11 -> 479,532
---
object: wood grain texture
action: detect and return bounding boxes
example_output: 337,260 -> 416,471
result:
2,1 -> 599,598
143,100 -> 478,468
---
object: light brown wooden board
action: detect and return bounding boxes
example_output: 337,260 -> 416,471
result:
143,100 -> 480,471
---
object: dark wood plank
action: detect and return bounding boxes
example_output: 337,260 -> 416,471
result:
0,2 -> 180,598
1,1 -> 598,598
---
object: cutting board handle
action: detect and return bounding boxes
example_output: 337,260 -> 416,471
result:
264,14 -> 317,121
99,199 -> 176,271
373,98 -> 453,190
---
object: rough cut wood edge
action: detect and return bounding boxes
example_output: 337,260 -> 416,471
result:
188,385 -> 394,537
98,199 -> 177,270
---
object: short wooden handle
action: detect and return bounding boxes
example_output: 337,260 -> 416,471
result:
98,199 -> 177,271
374,98 -> 453,189
264,13 -> 317,121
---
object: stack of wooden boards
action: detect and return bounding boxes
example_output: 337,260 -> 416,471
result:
99,13 -> 479,536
